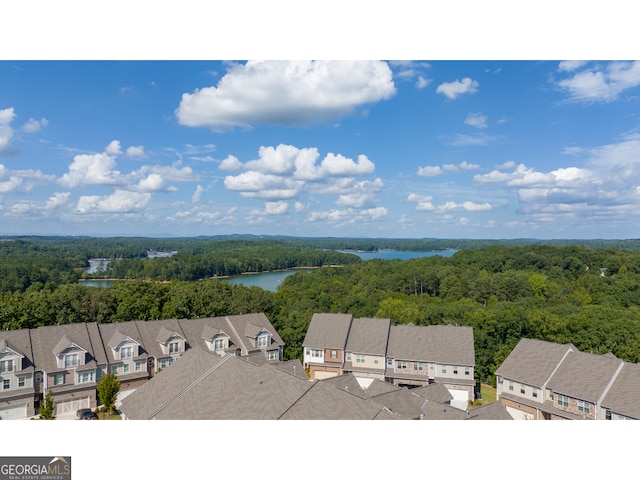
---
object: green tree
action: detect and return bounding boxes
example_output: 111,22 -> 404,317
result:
97,373 -> 120,415
39,390 -> 55,419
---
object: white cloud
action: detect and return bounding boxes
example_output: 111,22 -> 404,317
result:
0,163 -> 55,193
22,117 -> 48,133
136,173 -> 177,193
418,161 -> 479,178
335,178 -> 384,207
264,201 -> 289,215
192,185 -> 205,203
45,192 -> 71,210
105,140 -> 122,156
416,76 -> 430,89
58,144 -> 122,188
219,155 -> 243,171
75,189 -> 151,213
464,112 -> 488,128
558,60 -> 588,72
0,107 -> 16,152
557,61 -> 640,103
436,77 -> 479,100
176,61 -> 396,131
417,165 -> 442,178
126,145 -> 146,158
449,133 -> 497,146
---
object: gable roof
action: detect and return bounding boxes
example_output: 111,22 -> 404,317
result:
546,350 -> 624,403
135,319 -> 187,358
495,338 -> 575,388
386,324 -> 475,365
601,362 -> 640,419
411,382 -> 454,404
303,313 -> 353,350
224,313 -> 284,353
466,401 -> 513,420
31,323 -> 105,372
345,317 -> 391,355
0,330 -> 33,369
98,321 -> 145,362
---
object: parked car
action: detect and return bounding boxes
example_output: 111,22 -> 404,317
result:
76,408 -> 92,419
78,409 -> 98,420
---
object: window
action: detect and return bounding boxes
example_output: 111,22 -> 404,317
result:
557,394 -> 569,408
54,373 -> 64,385
509,381 -> 514,391
387,358 -> 393,367
169,342 -> 180,354
64,353 -> 79,368
120,346 -> 133,360
257,335 -> 268,347
441,365 -> 447,374
520,384 -> 526,394
160,359 -> 168,369
465,367 -> 470,376
2,379 -> 9,390
374,357 -> 379,365
414,362 -> 423,371
497,376 -> 503,384
110,365 -> 118,375
135,361 -> 143,372
346,352 -> 351,361
397,361 -> 407,370
35,372 -> 42,382
78,371 -> 94,384
605,409 -> 612,420
311,349 -> 322,358
268,350 -> 278,361
214,339 -> 225,350
0,359 -> 14,373
123,363 -> 130,374
453,366 -> 458,375
532,388 -> 538,398
330,350 -> 337,359
578,401 -> 591,414
356,355 -> 365,364
18,375 -> 26,388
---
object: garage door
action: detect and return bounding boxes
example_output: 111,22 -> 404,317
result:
449,389 -> 470,411
0,404 -> 27,420
313,371 -> 337,380
55,397 -> 90,417
506,405 -> 534,420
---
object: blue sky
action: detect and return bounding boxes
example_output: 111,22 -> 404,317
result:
2,5 -> 639,239
2,59 -> 640,239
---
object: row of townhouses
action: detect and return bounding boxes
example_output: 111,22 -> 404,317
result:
496,338 -> 640,420
0,313 -> 283,419
302,313 -> 476,408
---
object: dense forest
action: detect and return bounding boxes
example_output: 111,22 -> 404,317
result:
3,236 -> 640,385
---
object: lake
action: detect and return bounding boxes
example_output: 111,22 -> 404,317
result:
79,250 -> 457,292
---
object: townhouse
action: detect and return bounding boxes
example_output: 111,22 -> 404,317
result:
0,313 -> 284,419
496,337 -> 639,420
302,314 -> 476,406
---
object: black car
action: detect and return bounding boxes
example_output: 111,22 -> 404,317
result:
78,410 -> 99,420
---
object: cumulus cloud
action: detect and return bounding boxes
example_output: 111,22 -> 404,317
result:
192,185 -> 205,203
175,61 -> 396,131
126,145 -> 146,158
75,190 -> 151,213
464,112 -> 488,128
417,161 -> 479,178
436,77 -> 479,100
22,117 -> 49,133
417,166 -> 442,178
219,155 -> 243,171
224,144 -> 377,203
0,107 -> 16,153
335,178 -> 384,207
307,206 -> 387,225
408,193 -> 492,213
45,192 -> 71,210
0,163 -> 55,193
557,61 -> 640,103
558,60 -> 588,72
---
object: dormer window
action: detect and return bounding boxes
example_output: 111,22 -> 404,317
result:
214,338 -> 225,350
121,346 -> 133,360
64,353 -> 79,368
169,341 -> 180,354
0,359 -> 14,373
257,335 -> 268,348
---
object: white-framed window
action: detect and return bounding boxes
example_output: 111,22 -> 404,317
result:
257,335 -> 268,347
78,371 -> 94,384
453,366 -> 458,375
509,381 -> 514,391
557,394 -> 569,408
397,361 -> 407,370
520,384 -> 526,394
330,350 -> 337,359
578,401 -> 591,414
123,363 -> 130,374
311,349 -> 322,358
532,388 -> 538,398
442,365 -> 447,374
54,373 -> 64,385
169,341 -> 180,354
3,378 -> 10,390
120,346 -> 133,360
374,357 -> 379,365
465,367 -> 470,376
35,372 -> 42,383
64,353 -> 79,368
135,361 -> 143,372
356,354 -> 365,364
160,359 -> 168,369
268,350 -> 278,361
305,348 -> 310,355
346,352 -> 351,361
497,376 -> 503,384
110,365 -> 118,375
0,359 -> 14,373
387,358 -> 393,367
415,362 -> 423,371
214,338 -> 225,350
18,375 -> 26,388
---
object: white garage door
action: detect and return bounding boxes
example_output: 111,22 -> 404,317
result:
506,405 -> 534,420
0,404 -> 27,420
314,371 -> 337,380
55,397 -> 90,417
449,389 -> 470,411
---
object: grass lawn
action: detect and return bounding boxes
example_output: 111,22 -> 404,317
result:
97,411 -> 121,420
469,383 -> 497,409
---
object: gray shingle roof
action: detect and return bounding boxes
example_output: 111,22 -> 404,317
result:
99,321 -> 144,362
495,338 -> 575,388
387,324 -> 475,365
466,401 -> 513,420
0,329 -> 33,369
601,362 -> 640,419
546,350 -> 623,403
411,382 -> 454,404
345,317 -> 390,355
303,313 -> 353,350
135,319 -> 187,358
31,323 -> 103,372
223,313 -> 284,353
